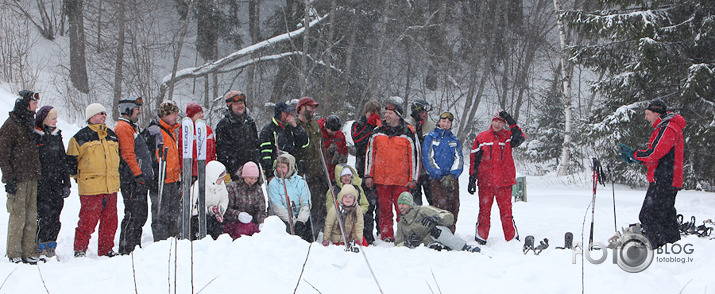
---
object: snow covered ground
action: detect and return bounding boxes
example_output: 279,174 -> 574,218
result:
1,87 -> 714,294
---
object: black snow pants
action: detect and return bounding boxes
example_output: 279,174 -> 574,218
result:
639,183 -> 680,248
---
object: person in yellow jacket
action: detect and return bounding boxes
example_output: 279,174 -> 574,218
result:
322,184 -> 364,246
325,164 -> 368,215
67,103 -> 121,257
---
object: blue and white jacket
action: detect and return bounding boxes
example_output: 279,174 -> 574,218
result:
422,127 -> 463,180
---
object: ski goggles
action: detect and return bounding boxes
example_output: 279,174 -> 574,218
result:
119,97 -> 143,106
413,104 -> 432,112
225,91 -> 246,104
439,112 -> 454,121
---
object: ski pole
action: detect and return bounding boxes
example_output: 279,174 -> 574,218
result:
606,162 -> 617,233
157,144 -> 167,216
299,160 -> 317,242
318,139 -> 351,252
589,158 -> 605,250
275,133 -> 295,235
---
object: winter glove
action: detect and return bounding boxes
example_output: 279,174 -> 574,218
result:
210,206 -> 224,223
5,179 -> 17,195
62,186 -> 71,198
294,221 -> 307,236
499,110 -> 517,126
440,175 -> 456,191
619,143 -> 637,164
238,212 -> 253,224
407,181 -> 417,189
135,174 -> 147,185
322,240 -> 330,246
326,143 -> 338,157
467,175 -> 477,195
367,113 -> 381,126
406,233 -> 422,248
421,215 -> 440,227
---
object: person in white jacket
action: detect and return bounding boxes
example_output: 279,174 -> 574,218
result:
268,153 -> 312,242
191,160 -> 229,240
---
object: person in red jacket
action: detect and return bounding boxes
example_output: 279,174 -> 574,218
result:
318,115 -> 348,180
178,102 -> 217,182
467,110 -> 525,245
365,96 -> 420,242
620,98 -> 685,248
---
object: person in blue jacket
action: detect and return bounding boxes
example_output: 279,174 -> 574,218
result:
267,152 -> 312,242
421,112 -> 463,233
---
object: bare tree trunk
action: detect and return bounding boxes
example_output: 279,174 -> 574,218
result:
298,0 -> 311,96
321,0 -> 337,110
112,0 -> 126,119
65,0 -> 90,93
339,21 -> 358,103
554,0 -> 573,176
246,0 -> 261,110
367,0 -> 390,101
166,0 -> 196,104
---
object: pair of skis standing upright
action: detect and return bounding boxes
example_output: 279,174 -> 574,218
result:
156,117 -> 209,240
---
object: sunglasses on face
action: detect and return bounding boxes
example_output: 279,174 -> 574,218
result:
98,112 -> 107,116
226,92 -> 246,103
385,105 -> 396,111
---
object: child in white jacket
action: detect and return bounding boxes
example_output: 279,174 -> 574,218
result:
191,160 -> 229,240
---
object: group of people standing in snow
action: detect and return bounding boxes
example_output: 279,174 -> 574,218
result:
1,87 -> 685,264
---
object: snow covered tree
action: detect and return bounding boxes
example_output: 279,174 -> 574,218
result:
564,0 -> 715,189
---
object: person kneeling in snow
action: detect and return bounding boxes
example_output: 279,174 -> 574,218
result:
191,161 -> 229,240
323,185 -> 366,247
395,192 -> 480,252
268,153 -> 312,242
223,161 -> 266,239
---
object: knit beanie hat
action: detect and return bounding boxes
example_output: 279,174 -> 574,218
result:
186,102 -> 203,119
241,161 -> 260,178
340,167 -> 353,178
645,98 -> 667,114
158,101 -> 180,117
85,103 -> 107,121
35,105 -> 54,128
397,192 -> 414,206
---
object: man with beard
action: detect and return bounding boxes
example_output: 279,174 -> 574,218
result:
296,97 -> 329,238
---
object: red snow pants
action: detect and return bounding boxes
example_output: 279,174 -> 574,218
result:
476,186 -> 517,242
74,193 -> 118,255
376,184 -> 408,240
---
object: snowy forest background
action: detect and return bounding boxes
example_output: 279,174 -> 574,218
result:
1,0 -> 713,190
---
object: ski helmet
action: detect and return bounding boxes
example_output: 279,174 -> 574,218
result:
385,96 -> 405,118
410,99 -> 432,119
118,97 -> 143,116
325,115 -> 342,131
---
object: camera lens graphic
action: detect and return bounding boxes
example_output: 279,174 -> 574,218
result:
616,232 -> 654,273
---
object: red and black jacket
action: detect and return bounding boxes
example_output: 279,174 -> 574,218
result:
634,112 -> 686,189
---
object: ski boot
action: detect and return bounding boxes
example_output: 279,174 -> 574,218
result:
534,238 -> 549,255
555,232 -> 573,249
345,241 -> 360,253
523,235 -> 535,255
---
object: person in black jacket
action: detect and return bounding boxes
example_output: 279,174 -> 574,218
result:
351,100 -> 381,179
215,91 -> 260,177
33,105 -> 71,258
258,102 -> 309,180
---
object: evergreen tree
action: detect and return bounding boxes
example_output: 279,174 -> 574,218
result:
563,0 -> 715,189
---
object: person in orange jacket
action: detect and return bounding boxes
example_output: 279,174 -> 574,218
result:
143,101 -> 181,241
115,97 -> 154,254
364,96 -> 420,242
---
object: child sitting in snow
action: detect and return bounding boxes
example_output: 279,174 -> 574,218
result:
267,153 -> 312,242
223,161 -> 266,239
322,184 -> 366,247
191,160 -> 229,240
